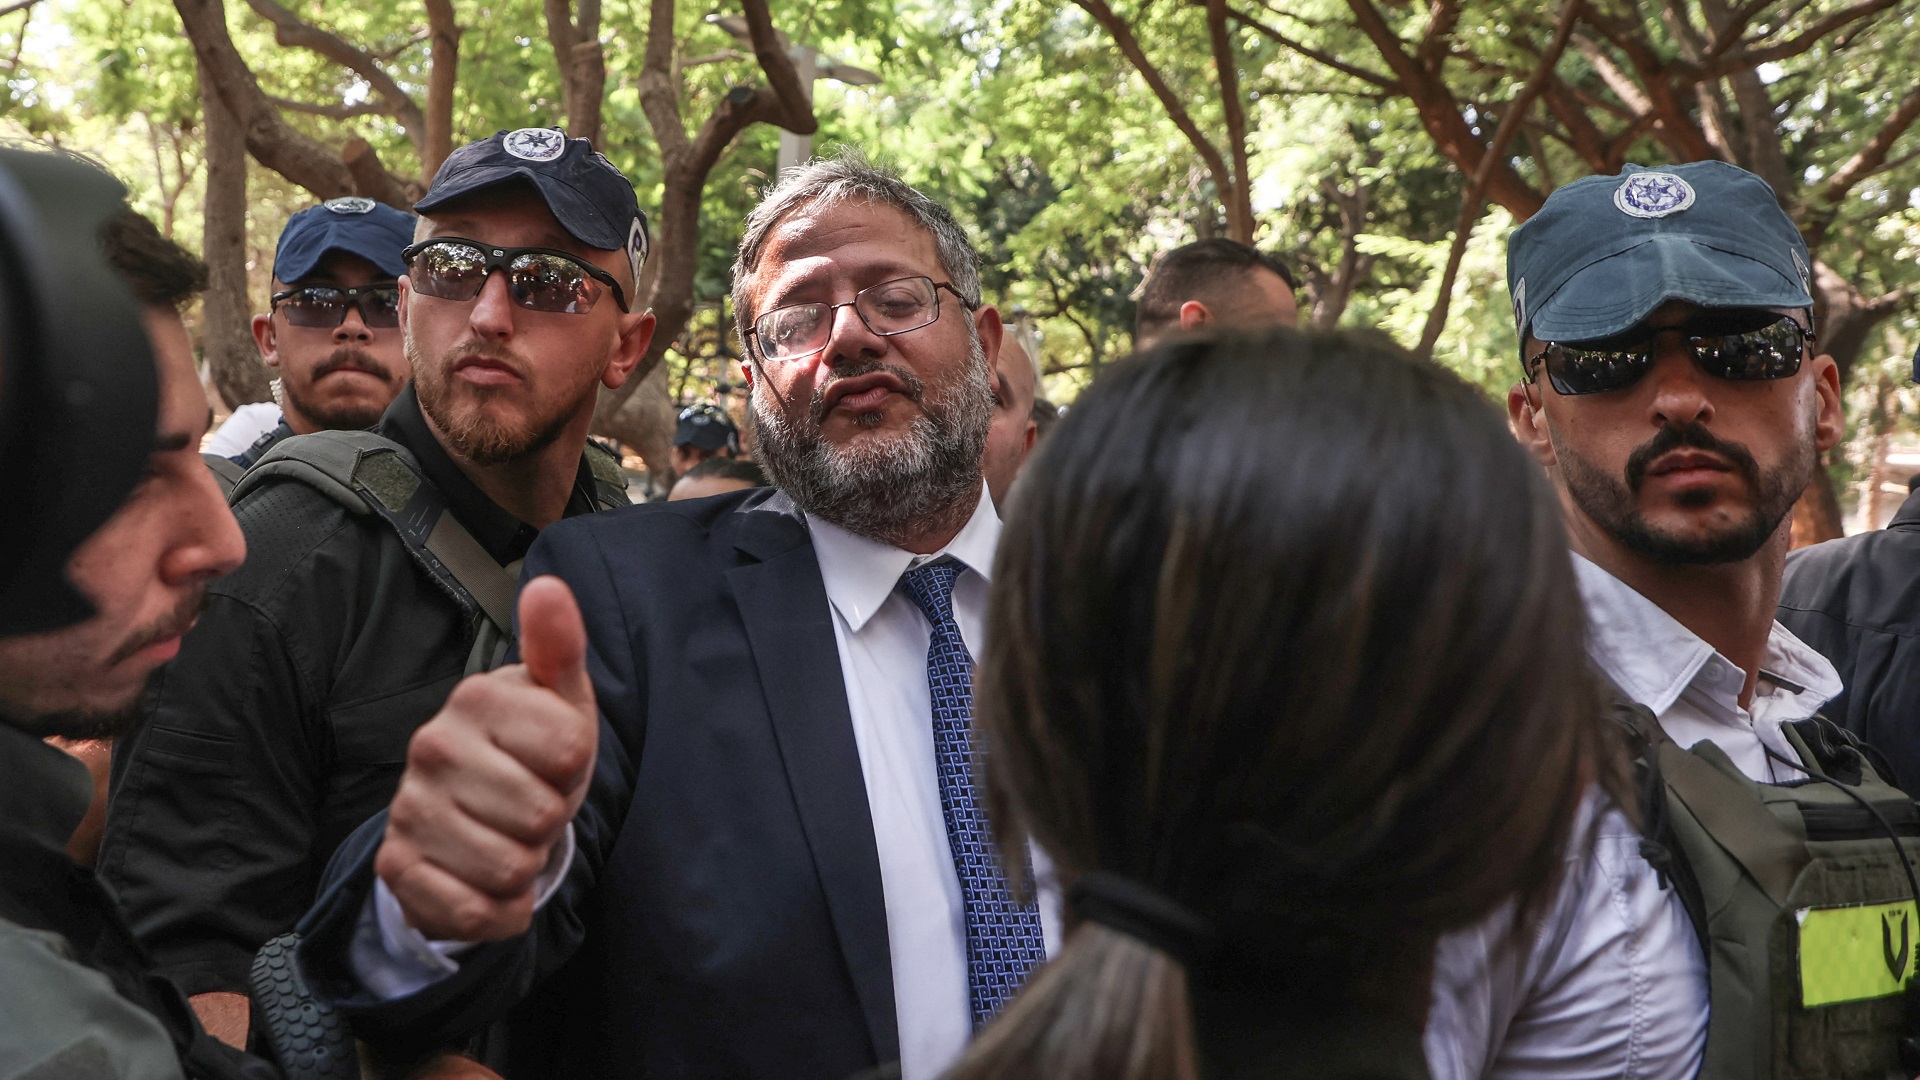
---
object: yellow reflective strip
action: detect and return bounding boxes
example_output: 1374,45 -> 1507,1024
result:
1797,900 -> 1920,1007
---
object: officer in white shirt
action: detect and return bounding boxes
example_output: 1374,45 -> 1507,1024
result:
1427,161 -> 1855,1080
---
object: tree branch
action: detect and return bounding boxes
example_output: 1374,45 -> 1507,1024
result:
1697,0 -> 1898,76
265,94 -> 394,120
0,0 -> 45,19
1417,0 -> 1581,356
241,0 -> 426,151
1074,0 -> 1236,218
1206,0 -> 1254,242
422,0 -> 458,177
1228,4 -> 1399,88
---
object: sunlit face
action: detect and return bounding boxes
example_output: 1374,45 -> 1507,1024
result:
253,251 -> 409,434
402,187 -> 653,466
1510,300 -> 1843,565
0,308 -> 247,737
982,344 -> 1037,506
740,198 -> 998,540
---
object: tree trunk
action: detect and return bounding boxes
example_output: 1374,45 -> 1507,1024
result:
423,0 -> 459,178
593,363 -> 674,491
1791,464 -> 1846,548
200,72 -> 269,408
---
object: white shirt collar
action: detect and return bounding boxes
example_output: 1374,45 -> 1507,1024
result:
807,481 -> 1002,633
1571,551 -> 1842,716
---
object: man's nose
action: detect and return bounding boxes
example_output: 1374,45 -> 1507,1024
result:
333,304 -> 374,343
820,301 -> 885,367
1645,339 -> 1714,428
166,465 -> 247,585
467,271 -> 517,340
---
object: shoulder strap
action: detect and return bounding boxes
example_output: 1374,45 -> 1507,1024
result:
583,439 -> 632,512
202,452 -> 246,499
232,430 -> 517,639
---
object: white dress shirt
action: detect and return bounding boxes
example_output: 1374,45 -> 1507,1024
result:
1424,552 -> 1843,1080
357,483 -> 1060,1078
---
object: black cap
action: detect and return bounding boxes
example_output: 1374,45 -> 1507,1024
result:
274,197 -> 414,282
415,128 -> 649,288
674,403 -> 739,453
0,148 -> 157,636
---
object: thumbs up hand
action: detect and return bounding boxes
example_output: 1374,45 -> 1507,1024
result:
375,576 -> 599,942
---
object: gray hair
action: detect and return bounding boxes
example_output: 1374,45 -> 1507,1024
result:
730,149 -> 981,350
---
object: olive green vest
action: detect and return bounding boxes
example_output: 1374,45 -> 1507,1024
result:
1618,700 -> 1920,1079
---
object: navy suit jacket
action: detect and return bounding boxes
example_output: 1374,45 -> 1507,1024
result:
299,489 -> 903,1078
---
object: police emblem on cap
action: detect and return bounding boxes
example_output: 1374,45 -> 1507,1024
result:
1614,172 -> 1696,219
1792,248 -> 1811,292
503,128 -> 567,161
626,217 -> 648,286
1511,278 -> 1527,331
324,196 -> 376,214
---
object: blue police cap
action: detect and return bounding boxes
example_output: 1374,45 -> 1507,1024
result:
414,128 -> 649,288
273,197 -> 415,283
1508,161 -> 1813,344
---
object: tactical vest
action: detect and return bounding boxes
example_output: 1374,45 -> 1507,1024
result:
227,429 -> 629,673
1617,699 -> 1920,1080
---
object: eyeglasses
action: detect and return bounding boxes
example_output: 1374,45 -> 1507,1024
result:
744,276 -> 972,362
1525,312 -> 1811,396
271,284 -> 401,329
401,238 -> 629,315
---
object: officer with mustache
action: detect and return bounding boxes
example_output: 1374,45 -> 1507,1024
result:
202,198 -> 414,483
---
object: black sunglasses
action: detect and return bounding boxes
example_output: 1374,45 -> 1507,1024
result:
271,284 -> 401,329
402,238 -> 630,315
1525,312 -> 1811,396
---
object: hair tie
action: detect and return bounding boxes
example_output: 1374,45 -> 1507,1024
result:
1068,871 -> 1218,970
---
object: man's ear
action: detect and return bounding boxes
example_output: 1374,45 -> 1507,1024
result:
1178,300 -> 1212,333
1508,380 -> 1558,467
601,309 -> 658,390
974,303 -> 1004,366
738,361 -> 754,391
1811,351 -> 1844,453
251,312 -> 278,366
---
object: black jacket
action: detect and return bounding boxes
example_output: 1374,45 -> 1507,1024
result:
298,488 -> 899,1078
1778,489 -> 1920,790
0,723 -> 278,1079
100,385 -> 610,997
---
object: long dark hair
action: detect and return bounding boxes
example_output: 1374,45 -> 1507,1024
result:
951,329 -> 1618,1079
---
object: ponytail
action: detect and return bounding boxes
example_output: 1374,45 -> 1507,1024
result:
943,922 -> 1198,1080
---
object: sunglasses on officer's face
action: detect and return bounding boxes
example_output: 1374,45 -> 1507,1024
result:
401,237 -> 630,315
271,284 -> 402,329
1525,311 -> 1811,396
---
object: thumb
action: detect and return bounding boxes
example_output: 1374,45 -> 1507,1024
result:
517,575 -> 593,712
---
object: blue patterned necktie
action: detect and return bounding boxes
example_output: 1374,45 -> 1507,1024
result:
899,559 -> 1047,1028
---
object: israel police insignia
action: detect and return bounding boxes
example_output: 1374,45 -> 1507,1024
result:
503,128 -> 567,161
1614,172 -> 1696,219
324,196 -> 376,215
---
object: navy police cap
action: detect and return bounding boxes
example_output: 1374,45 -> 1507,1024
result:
415,128 -> 649,288
274,197 -> 414,282
1508,161 -> 1813,344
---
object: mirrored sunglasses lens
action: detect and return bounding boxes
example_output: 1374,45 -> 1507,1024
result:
411,243 -> 488,301
281,290 -> 346,328
1547,345 -> 1650,395
857,278 -> 936,334
1695,319 -> 1803,380
358,289 -> 401,328
508,253 -> 600,314
756,305 -> 829,360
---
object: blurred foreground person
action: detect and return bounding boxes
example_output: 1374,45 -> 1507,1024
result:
945,330 -> 1608,1080
1469,161 -> 1919,1080
1132,239 -> 1298,350
0,149 -> 264,1078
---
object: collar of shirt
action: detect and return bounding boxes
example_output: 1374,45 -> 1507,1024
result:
807,481 -> 1002,632
1572,552 -> 1841,780
376,382 -> 601,565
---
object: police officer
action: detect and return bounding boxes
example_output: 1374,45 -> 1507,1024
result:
0,149 -> 269,1079
99,128 -> 656,1049
1428,161 -> 1920,1080
202,198 -> 414,475
669,400 -> 740,479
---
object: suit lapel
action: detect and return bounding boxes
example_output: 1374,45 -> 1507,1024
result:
726,495 -> 901,1066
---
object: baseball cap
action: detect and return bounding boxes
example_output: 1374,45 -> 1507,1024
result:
273,197 -> 415,282
414,128 -> 650,289
1508,161 -> 1813,344
674,403 -> 739,453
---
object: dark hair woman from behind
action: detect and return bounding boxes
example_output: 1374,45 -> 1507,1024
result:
948,330 -> 1619,1080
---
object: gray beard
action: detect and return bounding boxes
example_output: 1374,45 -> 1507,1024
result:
753,334 -> 993,547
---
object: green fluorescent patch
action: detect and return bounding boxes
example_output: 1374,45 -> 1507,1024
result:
1798,900 -> 1920,1007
